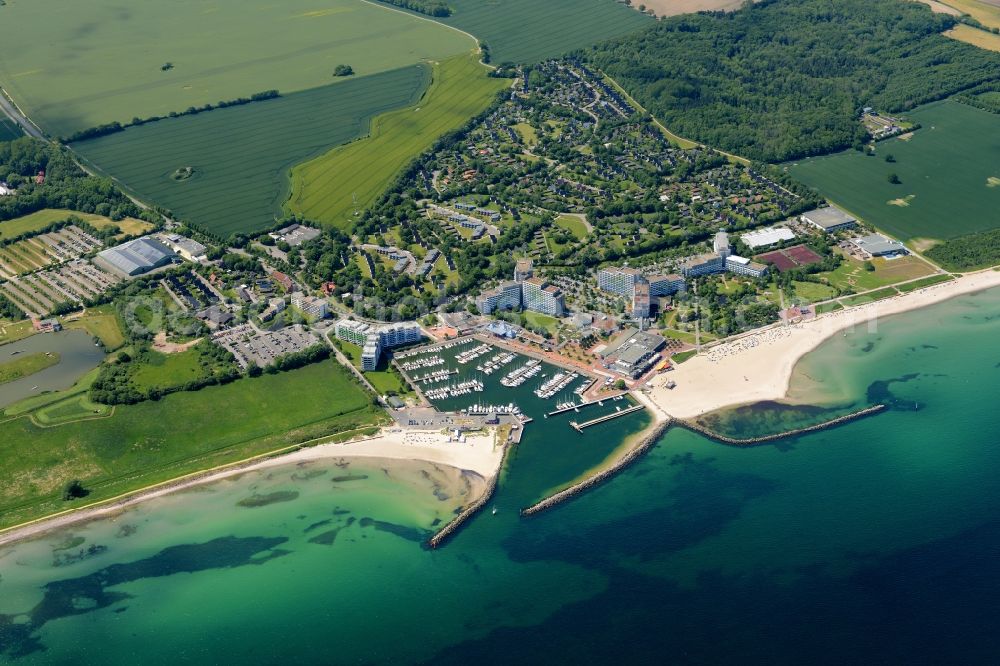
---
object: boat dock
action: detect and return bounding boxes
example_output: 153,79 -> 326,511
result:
569,404 -> 644,432
548,398 -> 604,417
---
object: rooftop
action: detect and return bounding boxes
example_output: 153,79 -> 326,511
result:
741,226 -> 796,249
802,206 -> 856,230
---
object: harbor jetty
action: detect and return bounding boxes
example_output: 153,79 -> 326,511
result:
676,403 -> 887,447
428,443 -> 512,549
521,419 -> 671,517
570,404 -> 644,432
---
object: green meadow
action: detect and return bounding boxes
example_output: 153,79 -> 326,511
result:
72,66 -> 431,238
288,52 -> 507,230
0,360 -> 383,529
434,0 -> 653,64
0,0 -> 472,137
788,101 -> 1000,241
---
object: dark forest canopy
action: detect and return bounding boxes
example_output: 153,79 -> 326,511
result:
584,0 -> 1000,162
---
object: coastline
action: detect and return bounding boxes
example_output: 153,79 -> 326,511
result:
0,427 -> 504,548
650,268 -> 1000,419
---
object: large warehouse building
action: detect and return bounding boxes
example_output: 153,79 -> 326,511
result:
97,236 -> 176,276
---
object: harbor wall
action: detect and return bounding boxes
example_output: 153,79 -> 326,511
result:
521,418 -> 671,517
675,403 -> 887,446
427,442 -> 512,549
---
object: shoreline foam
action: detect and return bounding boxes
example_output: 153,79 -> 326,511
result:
650,269 -> 1000,419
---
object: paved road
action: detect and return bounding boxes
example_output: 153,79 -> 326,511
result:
0,88 -> 44,139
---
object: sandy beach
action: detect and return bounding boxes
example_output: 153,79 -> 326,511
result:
0,427 -> 504,548
650,269 -> 1000,419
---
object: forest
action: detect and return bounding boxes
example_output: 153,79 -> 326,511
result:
0,138 -> 150,223
585,0 -> 1000,162
925,230 -> 1000,271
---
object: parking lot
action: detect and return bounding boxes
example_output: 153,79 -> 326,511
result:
0,259 -> 121,316
213,323 -> 319,369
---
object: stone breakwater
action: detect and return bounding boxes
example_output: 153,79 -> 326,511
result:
427,443 -> 511,549
520,420 -> 672,517
676,404 -> 887,447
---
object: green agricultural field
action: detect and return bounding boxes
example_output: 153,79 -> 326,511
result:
0,0 -> 473,137
288,53 -> 507,230
72,66 -> 431,237
0,117 -> 21,142
0,360 -> 384,529
433,0 -> 653,64
788,101 -> 1000,241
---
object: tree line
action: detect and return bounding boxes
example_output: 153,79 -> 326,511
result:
373,0 -> 451,17
63,91 -> 280,143
0,137 -> 152,223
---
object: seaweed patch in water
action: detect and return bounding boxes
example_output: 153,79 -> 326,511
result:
331,474 -> 369,483
303,519 -> 332,534
291,469 -> 327,481
358,517 -> 430,543
0,536 -> 289,659
236,491 -> 300,508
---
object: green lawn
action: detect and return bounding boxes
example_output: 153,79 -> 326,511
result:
0,352 -> 59,385
554,214 -> 589,240
0,320 -> 36,345
62,304 -> 127,351
0,0 -> 472,137
73,66 -> 431,237
672,349 -> 697,364
841,287 -> 899,307
818,252 -> 934,292
129,348 -> 210,391
0,360 -> 383,530
523,311 -> 560,336
336,338 -> 410,396
435,0 -> 652,64
792,281 -> 838,302
788,101 -> 1000,241
288,52 -> 507,230
815,301 -> 844,314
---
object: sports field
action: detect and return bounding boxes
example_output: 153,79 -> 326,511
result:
72,66 -> 431,238
0,360 -> 383,529
436,0 -> 653,64
0,0 -> 473,137
288,52 -> 507,230
788,101 -> 1000,241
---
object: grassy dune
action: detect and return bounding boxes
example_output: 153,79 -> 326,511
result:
287,52 -> 507,229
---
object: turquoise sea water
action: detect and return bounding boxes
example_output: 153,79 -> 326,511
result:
4,287 -> 1000,663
